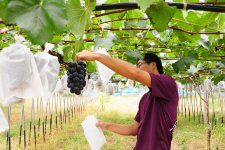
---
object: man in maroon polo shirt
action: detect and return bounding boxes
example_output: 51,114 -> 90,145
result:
76,51 -> 179,150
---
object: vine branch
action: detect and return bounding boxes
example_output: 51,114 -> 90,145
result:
189,77 -> 207,103
94,9 -> 132,18
92,18 -> 148,24
88,27 -> 225,35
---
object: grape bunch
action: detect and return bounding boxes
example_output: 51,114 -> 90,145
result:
67,61 -> 87,95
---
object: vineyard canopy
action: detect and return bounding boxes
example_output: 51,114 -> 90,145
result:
0,0 -> 224,84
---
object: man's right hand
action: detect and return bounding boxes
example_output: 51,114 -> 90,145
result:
96,121 -> 109,130
76,50 -> 99,61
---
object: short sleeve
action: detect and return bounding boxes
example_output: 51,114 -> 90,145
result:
150,73 -> 178,101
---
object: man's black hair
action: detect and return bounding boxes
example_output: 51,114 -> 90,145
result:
143,53 -> 163,74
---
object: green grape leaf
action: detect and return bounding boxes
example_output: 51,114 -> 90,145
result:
5,0 -> 67,45
0,0 -> 8,19
222,57 -> 225,65
72,41 -> 84,60
172,51 -> 198,73
173,30 -> 189,42
0,40 -> 9,49
172,58 -> 186,73
173,0 -> 200,2
195,12 -> 219,32
51,35 -> 63,44
212,74 -> 225,85
145,1 -> 176,32
85,0 -> 96,11
125,9 -> 145,18
206,0 -> 224,2
125,50 -> 143,64
63,45 -> 73,62
111,21 -> 123,28
137,0 -> 158,12
63,41 -> 84,62
86,61 -> 97,73
67,0 -> 93,37
137,20 -> 148,28
198,39 -> 210,50
124,20 -> 137,28
197,47 -> 210,58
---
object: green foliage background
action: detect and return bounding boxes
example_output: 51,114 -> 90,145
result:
0,0 -> 224,84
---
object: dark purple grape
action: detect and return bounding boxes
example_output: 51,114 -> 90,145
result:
76,65 -> 82,71
68,74 -> 74,80
68,62 -> 73,68
73,87 -> 81,95
73,87 -> 79,91
73,77 -> 79,83
78,61 -> 87,68
79,80 -> 84,84
71,67 -> 76,72
67,71 -> 71,75
72,62 -> 77,68
67,78 -> 71,83
74,83 -> 79,87
79,85 -> 83,90
83,81 -> 86,86
78,61 -> 85,66
79,70 -> 84,75
73,72 -> 79,77
75,90 -> 81,95
70,88 -> 75,93
81,67 -> 86,71
78,74 -> 83,80
68,83 -> 75,88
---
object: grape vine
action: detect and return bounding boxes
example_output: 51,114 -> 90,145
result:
0,0 -> 224,84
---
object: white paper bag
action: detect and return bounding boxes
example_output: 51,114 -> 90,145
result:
0,108 -> 9,132
81,115 -> 106,150
96,48 -> 115,84
34,43 -> 60,100
55,80 -> 64,93
0,43 -> 43,105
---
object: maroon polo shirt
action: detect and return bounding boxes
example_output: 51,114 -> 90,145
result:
134,73 -> 179,150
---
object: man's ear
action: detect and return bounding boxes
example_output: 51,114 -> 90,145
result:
151,62 -> 158,71
152,62 -> 157,67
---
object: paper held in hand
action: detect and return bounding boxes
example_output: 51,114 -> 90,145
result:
81,115 -> 106,150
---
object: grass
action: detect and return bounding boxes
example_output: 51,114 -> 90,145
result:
174,115 -> 225,150
0,98 -> 224,150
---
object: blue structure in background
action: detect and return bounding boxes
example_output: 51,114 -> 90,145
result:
114,87 -> 145,96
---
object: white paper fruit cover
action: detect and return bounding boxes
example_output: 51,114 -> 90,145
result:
55,80 -> 64,93
34,43 -> 60,99
0,43 -> 43,105
96,48 -> 115,84
61,74 -> 68,90
0,108 -> 9,132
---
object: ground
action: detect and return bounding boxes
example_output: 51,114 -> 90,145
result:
0,94 -> 224,150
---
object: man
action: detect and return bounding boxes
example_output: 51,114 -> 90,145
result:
76,50 -> 179,150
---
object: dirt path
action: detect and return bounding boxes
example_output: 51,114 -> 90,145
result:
105,95 -> 141,114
